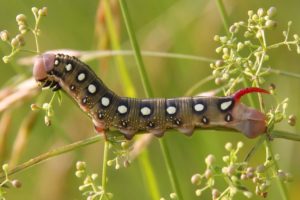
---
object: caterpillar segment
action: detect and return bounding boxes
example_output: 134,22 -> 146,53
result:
33,53 -> 269,140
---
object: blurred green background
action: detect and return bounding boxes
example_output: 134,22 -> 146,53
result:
0,0 -> 300,199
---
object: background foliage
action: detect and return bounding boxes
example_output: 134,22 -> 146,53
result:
0,0 -> 299,199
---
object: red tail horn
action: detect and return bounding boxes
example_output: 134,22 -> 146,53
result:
233,87 -> 270,102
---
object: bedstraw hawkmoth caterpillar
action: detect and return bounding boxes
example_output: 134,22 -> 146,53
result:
33,53 -> 269,140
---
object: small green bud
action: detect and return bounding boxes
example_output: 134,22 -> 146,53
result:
2,163 -> 9,172
293,34 -> 299,40
16,14 -> 27,23
229,25 -> 238,33
222,73 -> 229,80
265,20 -> 277,29
215,47 -> 222,54
241,174 -> 247,180
259,183 -> 269,191
115,163 -> 120,170
38,7 -> 48,16
227,165 -> 236,176
215,77 -> 222,85
0,30 -> 10,41
213,35 -> 220,41
248,10 -> 254,17
121,141 -> 129,148
107,160 -> 113,166
252,14 -> 259,21
204,169 -> 213,179
212,69 -> 220,77
2,56 -> 10,63
237,42 -> 244,52
237,141 -> 244,149
32,7 -> 38,14
11,38 -> 19,48
215,60 -> 224,67
42,103 -> 50,110
212,189 -> 220,199
257,8 -> 264,17
191,173 -> 202,185
252,177 -> 259,184
267,7 -> 277,18
19,25 -> 28,34
288,114 -> 296,126
75,170 -> 84,178
16,34 -> 25,46
243,191 -> 253,198
123,160 -> 130,168
79,184 -> 89,191
205,154 -> 215,166
170,193 -> 177,199
297,45 -> 300,54
76,161 -> 86,170
246,167 -> 255,173
11,179 -> 22,188
256,31 -> 262,39
288,21 -> 292,26
222,155 -> 230,163
31,104 -> 41,111
210,63 -> 215,68
91,173 -> 98,180
44,115 -> 51,126
220,36 -> 227,43
195,189 -> 202,196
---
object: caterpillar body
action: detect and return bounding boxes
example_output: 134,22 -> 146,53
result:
33,53 -> 269,140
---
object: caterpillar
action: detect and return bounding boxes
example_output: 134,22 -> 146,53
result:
33,53 -> 269,140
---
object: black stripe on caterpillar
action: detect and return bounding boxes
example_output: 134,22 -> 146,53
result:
33,53 -> 269,140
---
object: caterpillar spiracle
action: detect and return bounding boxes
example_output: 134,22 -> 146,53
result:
33,53 -> 269,140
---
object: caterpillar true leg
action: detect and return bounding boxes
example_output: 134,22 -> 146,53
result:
33,53 -> 269,140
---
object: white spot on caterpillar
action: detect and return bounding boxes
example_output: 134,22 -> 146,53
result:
194,103 -> 204,112
65,63 -> 72,71
77,73 -> 86,81
88,84 -> 97,94
166,106 -> 176,115
141,107 -> 151,116
118,105 -> 128,114
220,100 -> 233,111
101,97 -> 110,107
202,116 -> 209,124
225,114 -> 232,122
54,59 -> 59,66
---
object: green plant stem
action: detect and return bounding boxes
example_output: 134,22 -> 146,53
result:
118,0 -> 153,97
272,130 -> 300,141
215,0 -> 230,35
264,140 -> 289,200
0,135 -> 103,179
118,0 -> 183,199
103,1 -> 161,199
102,140 -> 109,193
102,0 -> 136,97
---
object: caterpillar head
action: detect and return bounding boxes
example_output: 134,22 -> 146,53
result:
229,103 -> 267,138
33,53 -> 56,81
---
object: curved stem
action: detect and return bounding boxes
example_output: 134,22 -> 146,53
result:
0,135 -> 103,179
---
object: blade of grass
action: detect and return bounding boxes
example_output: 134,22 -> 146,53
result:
102,1 -> 161,199
0,135 -> 103,179
118,0 -> 183,199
